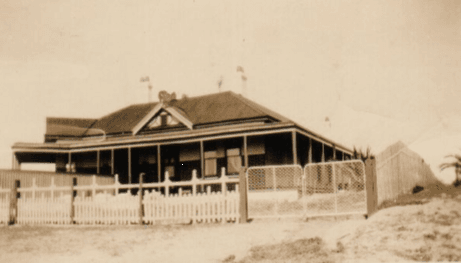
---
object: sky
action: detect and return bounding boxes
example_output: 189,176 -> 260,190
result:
1,0 -> 461,183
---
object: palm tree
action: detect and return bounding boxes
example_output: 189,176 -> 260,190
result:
439,154 -> 461,185
352,146 -> 374,162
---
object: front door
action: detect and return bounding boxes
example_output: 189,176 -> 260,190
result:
162,146 -> 179,181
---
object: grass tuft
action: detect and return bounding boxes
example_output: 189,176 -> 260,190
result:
229,237 -> 334,263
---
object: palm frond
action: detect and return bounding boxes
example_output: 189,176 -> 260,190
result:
439,161 -> 460,170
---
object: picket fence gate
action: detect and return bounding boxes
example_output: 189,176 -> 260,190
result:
4,168 -> 240,225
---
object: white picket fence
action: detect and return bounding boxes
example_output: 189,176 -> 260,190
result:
13,169 -> 240,225
17,192 -> 71,225
143,186 -> 239,225
0,187 -> 10,224
74,192 -> 139,225
16,178 -> 72,225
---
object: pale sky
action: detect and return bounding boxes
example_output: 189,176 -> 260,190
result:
1,0 -> 461,183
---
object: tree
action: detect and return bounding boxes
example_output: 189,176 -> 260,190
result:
439,154 -> 461,185
352,146 -> 374,162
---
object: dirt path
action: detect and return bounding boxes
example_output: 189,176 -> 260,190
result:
0,218 -> 355,263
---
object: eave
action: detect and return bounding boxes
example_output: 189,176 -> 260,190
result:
14,121 -> 353,155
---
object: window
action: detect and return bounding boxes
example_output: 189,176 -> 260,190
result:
161,114 -> 168,126
204,151 -> 217,177
227,148 -> 242,174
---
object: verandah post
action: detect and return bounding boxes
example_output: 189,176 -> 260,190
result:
238,168 -> 248,224
139,173 -> 144,225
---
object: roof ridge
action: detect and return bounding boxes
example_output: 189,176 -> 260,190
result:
129,91 -> 233,108
47,117 -> 97,121
96,103 -> 150,121
82,118 -> 100,137
229,92 -> 292,123
228,91 -> 266,116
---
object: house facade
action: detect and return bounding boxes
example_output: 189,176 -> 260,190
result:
11,91 -> 352,185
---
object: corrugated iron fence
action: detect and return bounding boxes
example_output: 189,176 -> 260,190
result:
376,144 -> 438,205
246,160 -> 368,219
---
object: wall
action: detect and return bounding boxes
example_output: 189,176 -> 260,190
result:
376,141 -> 438,205
0,169 -> 114,190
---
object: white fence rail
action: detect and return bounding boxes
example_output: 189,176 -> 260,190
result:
12,168 -> 239,225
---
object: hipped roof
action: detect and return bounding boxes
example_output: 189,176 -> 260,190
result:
47,91 -> 290,136
16,91 -> 352,154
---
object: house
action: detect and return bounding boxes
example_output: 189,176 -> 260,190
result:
11,91 -> 353,186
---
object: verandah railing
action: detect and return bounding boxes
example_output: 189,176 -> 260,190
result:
4,168 -> 240,225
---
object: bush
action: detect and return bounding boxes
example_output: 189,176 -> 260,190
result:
412,185 -> 424,194
453,180 -> 461,187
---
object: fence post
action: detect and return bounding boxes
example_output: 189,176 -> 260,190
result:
51,177 -> 55,199
139,173 -> 144,225
191,170 -> 198,224
114,174 -> 119,196
32,178 -> 36,200
302,173 -> 307,216
9,180 -> 19,225
221,167 -> 227,195
70,177 -> 77,224
332,164 -> 337,214
239,167 -> 248,224
92,175 -> 97,197
192,170 -> 197,196
365,158 -> 378,217
165,171 -> 170,197
272,167 -> 278,217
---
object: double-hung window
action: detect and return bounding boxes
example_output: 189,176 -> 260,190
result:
204,151 -> 217,177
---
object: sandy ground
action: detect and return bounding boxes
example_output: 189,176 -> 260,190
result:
0,217 -> 360,263
342,195 -> 461,262
1,191 -> 461,262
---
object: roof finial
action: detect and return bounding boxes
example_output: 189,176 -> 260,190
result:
158,90 -> 176,105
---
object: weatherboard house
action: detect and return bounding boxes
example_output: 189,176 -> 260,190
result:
10,91 -> 352,186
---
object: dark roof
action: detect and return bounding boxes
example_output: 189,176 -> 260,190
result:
46,117 -> 97,136
90,103 -> 158,135
78,91 -> 291,135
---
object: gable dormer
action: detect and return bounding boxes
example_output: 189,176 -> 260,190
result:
131,103 -> 194,135
145,110 -> 182,130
